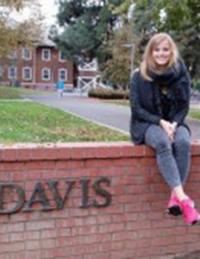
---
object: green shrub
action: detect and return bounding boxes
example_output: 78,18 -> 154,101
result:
193,80 -> 200,91
88,87 -> 129,99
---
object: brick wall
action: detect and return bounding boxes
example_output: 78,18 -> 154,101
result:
0,142 -> 200,259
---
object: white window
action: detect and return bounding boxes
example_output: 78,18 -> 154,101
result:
8,50 -> 17,59
59,51 -> 66,62
42,48 -> 51,61
22,48 -> 32,60
8,66 -> 17,79
42,68 -> 51,81
22,67 -> 32,80
58,69 -> 68,81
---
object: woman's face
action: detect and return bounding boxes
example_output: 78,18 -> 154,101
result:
152,39 -> 171,67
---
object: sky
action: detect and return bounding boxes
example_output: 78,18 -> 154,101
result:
11,0 -> 59,27
38,0 -> 59,26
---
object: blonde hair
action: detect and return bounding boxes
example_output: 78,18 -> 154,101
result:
140,33 -> 179,81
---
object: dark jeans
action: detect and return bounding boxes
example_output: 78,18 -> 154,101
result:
145,125 -> 191,188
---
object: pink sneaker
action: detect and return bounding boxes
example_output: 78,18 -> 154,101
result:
179,199 -> 200,225
167,196 -> 195,216
167,195 -> 182,216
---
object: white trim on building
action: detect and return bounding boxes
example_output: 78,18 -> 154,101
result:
58,50 -> 67,62
78,59 -> 98,71
22,48 -> 32,60
42,48 -> 51,61
22,67 -> 32,81
58,68 -> 68,81
8,66 -> 17,79
58,51 -> 66,62
77,76 -> 98,91
42,67 -> 51,81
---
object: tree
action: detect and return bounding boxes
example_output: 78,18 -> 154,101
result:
0,0 -> 27,10
50,0 -> 124,64
52,0 -> 200,82
102,23 -> 132,89
130,0 -> 200,79
160,0 -> 200,79
0,0 -> 43,57
101,1 -> 140,88
102,0 -> 200,87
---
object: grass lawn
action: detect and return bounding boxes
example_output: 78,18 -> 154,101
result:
0,86 -> 22,99
189,109 -> 200,120
0,86 -> 51,99
0,99 -> 129,143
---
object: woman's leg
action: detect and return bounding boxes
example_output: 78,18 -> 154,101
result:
172,126 -> 191,185
145,124 -> 182,188
145,125 -> 199,224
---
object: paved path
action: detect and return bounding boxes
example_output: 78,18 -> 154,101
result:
26,93 -> 200,140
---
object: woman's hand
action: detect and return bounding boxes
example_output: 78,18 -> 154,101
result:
159,119 -> 177,141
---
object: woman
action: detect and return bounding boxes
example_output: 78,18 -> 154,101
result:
130,32 -> 199,225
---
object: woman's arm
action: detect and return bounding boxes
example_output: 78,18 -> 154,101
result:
172,70 -> 191,124
130,70 -> 162,124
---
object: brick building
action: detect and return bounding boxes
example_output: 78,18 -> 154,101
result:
0,39 -> 74,90
0,36 -> 101,92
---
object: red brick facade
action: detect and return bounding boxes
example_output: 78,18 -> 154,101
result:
0,45 -> 74,90
0,142 -> 200,258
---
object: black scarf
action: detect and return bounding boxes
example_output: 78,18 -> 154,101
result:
145,59 -> 189,118
148,59 -> 186,87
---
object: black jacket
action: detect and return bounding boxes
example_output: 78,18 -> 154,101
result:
130,61 -> 191,144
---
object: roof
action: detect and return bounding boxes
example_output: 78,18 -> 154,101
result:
36,30 -> 56,47
36,38 -> 56,47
